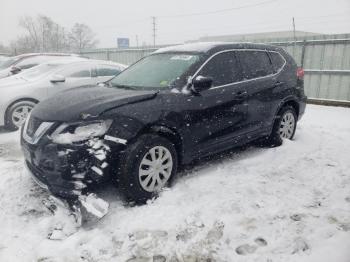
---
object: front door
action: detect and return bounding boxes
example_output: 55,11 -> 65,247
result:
48,64 -> 93,97
177,51 -> 251,157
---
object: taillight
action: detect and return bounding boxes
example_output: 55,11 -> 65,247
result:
297,67 -> 304,80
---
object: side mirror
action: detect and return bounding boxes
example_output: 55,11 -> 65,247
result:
191,75 -> 213,93
98,82 -> 107,87
50,74 -> 66,83
10,66 -> 21,75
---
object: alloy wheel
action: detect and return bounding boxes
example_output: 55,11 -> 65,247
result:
11,105 -> 33,128
279,111 -> 295,139
138,146 -> 173,192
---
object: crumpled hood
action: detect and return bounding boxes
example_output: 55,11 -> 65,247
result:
32,85 -> 157,122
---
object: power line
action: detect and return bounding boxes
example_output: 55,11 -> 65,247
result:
94,18 -> 149,29
156,17 -> 350,38
158,0 -> 278,18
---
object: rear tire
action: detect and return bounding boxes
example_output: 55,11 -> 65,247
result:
5,101 -> 36,131
258,106 -> 297,147
116,134 -> 178,204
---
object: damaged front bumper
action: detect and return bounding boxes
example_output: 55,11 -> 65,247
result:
21,134 -> 125,199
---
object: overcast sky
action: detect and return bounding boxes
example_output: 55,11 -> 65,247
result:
1,0 -> 349,48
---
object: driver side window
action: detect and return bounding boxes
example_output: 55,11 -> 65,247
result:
59,65 -> 92,78
198,51 -> 242,87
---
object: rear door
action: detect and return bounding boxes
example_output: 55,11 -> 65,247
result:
235,50 -> 276,134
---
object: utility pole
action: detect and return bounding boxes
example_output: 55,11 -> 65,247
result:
56,24 -> 59,51
42,23 -> 45,52
151,16 -> 156,47
136,34 -> 139,48
292,17 -> 296,56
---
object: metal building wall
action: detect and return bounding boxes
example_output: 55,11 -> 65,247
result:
270,37 -> 350,101
81,34 -> 350,101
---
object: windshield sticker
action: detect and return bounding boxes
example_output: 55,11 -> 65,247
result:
170,55 -> 194,61
160,80 -> 168,86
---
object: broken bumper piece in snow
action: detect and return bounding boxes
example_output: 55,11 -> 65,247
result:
21,135 -> 125,199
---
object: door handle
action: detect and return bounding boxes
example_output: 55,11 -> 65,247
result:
235,91 -> 248,100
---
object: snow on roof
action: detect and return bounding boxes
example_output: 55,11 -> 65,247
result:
154,42 -> 228,53
41,57 -> 87,65
87,59 -> 127,69
13,53 -> 82,59
43,58 -> 127,69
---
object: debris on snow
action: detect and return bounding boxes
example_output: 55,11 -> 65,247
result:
42,197 -> 82,240
79,193 -> 109,219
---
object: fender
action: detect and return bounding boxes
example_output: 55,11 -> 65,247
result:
144,124 -> 185,164
274,95 -> 300,118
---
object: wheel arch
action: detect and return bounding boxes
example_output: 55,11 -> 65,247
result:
137,124 -> 184,166
276,97 -> 300,118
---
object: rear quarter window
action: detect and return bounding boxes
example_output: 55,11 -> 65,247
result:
269,52 -> 285,73
237,51 -> 273,80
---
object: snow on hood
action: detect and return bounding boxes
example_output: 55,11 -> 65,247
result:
0,75 -> 28,87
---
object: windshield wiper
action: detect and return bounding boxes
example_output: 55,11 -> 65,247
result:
110,83 -> 137,90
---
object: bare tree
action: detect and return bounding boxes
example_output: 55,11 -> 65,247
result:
69,23 -> 98,53
0,43 -> 10,54
18,16 -> 41,52
10,15 -> 97,54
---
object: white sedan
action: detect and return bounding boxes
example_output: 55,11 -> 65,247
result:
0,59 -> 126,130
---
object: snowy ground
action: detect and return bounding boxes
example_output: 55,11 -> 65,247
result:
0,104 -> 349,262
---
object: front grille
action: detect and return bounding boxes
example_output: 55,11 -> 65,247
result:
27,116 -> 42,137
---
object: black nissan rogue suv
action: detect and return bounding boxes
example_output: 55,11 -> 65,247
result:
21,42 -> 306,203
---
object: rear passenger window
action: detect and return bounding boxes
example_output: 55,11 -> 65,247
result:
269,52 -> 285,73
199,51 -> 242,86
237,51 -> 273,80
60,65 -> 91,78
97,66 -> 121,77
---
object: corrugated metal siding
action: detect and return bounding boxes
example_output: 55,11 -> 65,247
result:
81,35 -> 350,101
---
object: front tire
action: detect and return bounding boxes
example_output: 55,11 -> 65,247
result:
261,106 -> 297,147
5,101 -> 36,131
117,134 -> 178,204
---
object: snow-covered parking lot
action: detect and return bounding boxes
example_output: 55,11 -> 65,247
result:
0,104 -> 349,262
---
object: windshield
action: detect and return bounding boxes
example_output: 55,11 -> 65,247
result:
109,53 -> 201,90
17,63 -> 60,81
0,57 -> 18,69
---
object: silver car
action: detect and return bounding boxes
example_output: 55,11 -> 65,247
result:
0,59 -> 126,130
0,53 -> 84,79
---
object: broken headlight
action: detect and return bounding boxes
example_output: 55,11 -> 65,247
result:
51,120 -> 112,144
